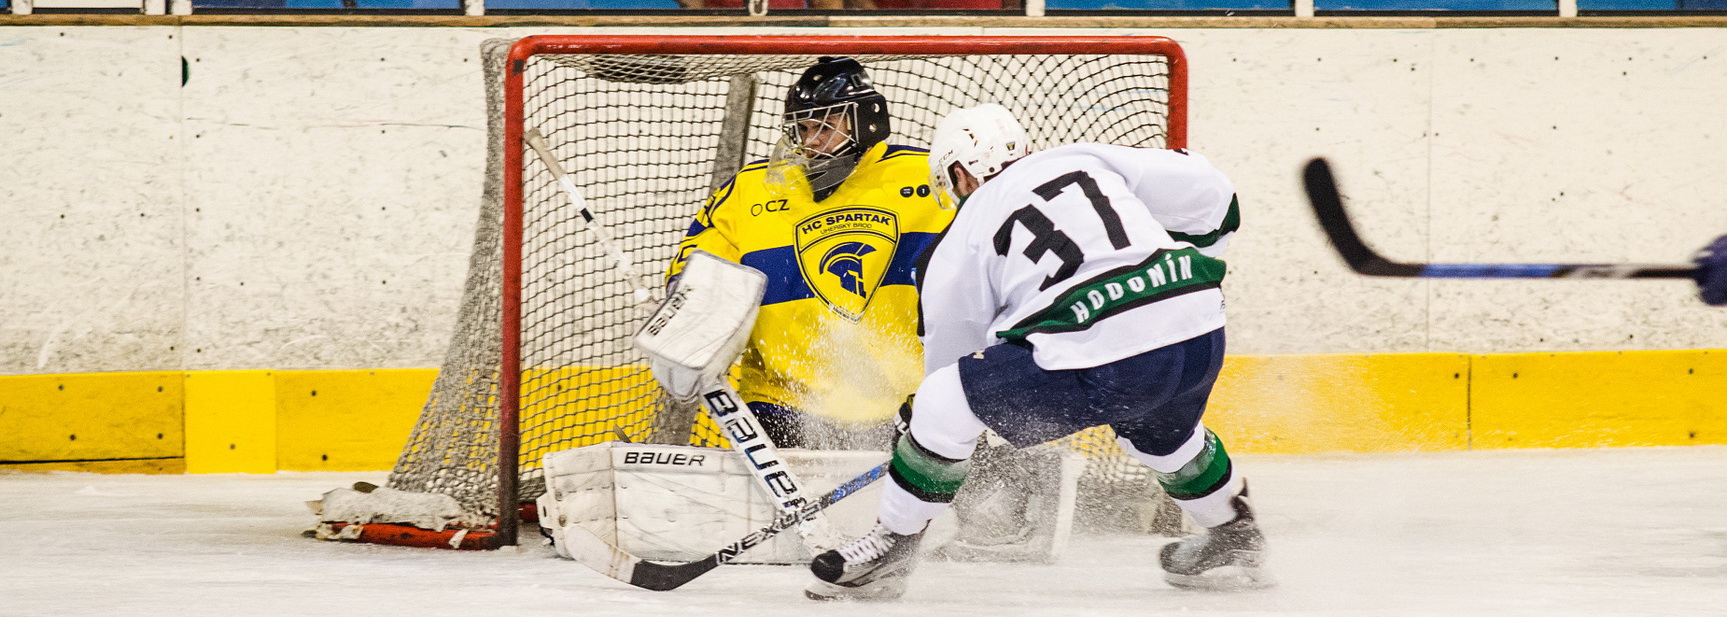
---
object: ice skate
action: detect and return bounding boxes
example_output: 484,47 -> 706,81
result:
1159,492 -> 1273,591
805,522 -> 925,602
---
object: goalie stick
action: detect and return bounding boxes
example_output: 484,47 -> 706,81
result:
560,461 -> 889,591
524,128 -> 659,305
1302,158 -> 1698,279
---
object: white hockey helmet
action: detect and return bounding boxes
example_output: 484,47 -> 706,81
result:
928,103 -> 1029,209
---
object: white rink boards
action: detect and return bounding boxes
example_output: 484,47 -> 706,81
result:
4,446 -> 1726,616
2,27 -> 1725,376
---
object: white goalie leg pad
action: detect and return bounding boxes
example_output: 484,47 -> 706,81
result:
634,250 -> 765,402
538,442 -> 886,564
931,441 -> 1083,564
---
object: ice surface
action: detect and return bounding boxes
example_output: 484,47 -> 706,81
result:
4,447 -> 1726,617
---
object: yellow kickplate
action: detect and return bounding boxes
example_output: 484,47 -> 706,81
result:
1473,350 -> 1727,449
1207,353 -> 1471,454
0,372 -> 183,462
0,458 -> 185,474
183,371 -> 276,474
274,369 -> 435,471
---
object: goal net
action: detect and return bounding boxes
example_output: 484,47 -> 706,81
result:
385,35 -> 1188,546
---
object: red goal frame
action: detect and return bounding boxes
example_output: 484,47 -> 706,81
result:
497,35 -> 1188,545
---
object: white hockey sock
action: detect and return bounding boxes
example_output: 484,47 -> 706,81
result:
879,480 -> 952,535
1118,427 -> 1247,528
1174,471 -> 1245,528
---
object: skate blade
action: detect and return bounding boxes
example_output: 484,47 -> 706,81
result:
804,578 -> 908,602
1163,565 -> 1275,592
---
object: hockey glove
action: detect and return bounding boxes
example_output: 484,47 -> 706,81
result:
1695,235 -> 1727,306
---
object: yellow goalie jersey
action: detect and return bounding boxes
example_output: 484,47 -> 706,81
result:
666,143 -> 951,427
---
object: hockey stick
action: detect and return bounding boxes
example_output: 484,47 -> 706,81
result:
1302,158 -> 1698,279
688,377 -> 845,550
524,128 -> 659,305
560,461 -> 889,591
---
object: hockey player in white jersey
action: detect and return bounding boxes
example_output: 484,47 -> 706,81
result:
806,104 -> 1266,601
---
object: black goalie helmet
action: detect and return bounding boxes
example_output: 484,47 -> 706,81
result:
776,57 -> 891,201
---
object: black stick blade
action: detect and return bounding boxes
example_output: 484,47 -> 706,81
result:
1303,158 -> 1695,280
629,557 -> 719,592
1302,158 -> 1422,277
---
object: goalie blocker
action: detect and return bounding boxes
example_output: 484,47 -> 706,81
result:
635,250 -> 764,403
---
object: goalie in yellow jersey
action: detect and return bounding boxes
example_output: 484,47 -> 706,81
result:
661,57 -> 951,449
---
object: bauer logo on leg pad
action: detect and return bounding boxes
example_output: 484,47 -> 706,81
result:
621,451 -> 709,467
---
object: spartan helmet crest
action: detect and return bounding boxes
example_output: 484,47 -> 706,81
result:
794,207 -> 899,322
821,242 -> 878,297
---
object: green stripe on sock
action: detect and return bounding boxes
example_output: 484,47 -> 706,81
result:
1156,430 -> 1233,500
888,436 -> 971,499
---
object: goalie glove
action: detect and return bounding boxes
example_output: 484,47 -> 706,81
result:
635,250 -> 767,401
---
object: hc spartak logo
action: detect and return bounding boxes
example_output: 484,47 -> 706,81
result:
794,206 -> 898,322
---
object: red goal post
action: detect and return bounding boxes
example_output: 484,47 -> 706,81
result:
391,35 -> 1189,548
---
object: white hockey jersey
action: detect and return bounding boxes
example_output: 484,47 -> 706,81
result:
917,143 -> 1239,372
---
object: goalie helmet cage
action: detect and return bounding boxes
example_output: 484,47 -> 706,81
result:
382,34 -> 1188,548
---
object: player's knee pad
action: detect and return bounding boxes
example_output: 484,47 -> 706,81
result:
1116,421 -> 1204,460
888,365 -> 991,504
1117,424 -> 1208,473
